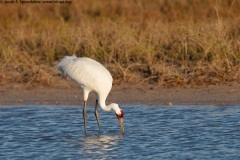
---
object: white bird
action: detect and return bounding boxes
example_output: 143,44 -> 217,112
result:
57,55 -> 124,134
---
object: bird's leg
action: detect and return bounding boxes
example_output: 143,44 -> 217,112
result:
83,101 -> 87,134
94,99 -> 102,132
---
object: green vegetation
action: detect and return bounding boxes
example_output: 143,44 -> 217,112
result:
0,0 -> 240,87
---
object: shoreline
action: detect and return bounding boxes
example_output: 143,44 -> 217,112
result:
0,83 -> 240,106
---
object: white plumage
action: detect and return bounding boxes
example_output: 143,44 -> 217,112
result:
57,55 -> 112,108
57,55 -> 124,134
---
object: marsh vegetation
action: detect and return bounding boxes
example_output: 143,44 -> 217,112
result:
0,0 -> 240,87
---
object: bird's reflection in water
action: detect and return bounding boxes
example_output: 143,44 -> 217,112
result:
81,133 -> 124,155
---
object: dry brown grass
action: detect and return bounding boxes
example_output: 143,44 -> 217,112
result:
0,0 -> 240,87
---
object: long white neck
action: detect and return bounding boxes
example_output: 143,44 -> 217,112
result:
99,97 -> 112,112
98,94 -> 121,114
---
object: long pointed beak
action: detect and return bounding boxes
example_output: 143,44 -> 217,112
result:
118,117 -> 124,134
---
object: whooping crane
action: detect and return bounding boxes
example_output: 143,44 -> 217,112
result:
57,55 -> 124,134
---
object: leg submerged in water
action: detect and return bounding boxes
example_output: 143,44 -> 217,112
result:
94,99 -> 102,132
83,101 -> 87,134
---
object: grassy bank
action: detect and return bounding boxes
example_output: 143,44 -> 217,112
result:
0,0 -> 240,87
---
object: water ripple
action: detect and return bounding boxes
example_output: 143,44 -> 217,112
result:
0,105 -> 240,159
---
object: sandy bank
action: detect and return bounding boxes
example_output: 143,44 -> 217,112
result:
0,83 -> 240,106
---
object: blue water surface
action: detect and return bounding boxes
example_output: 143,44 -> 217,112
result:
0,105 -> 240,160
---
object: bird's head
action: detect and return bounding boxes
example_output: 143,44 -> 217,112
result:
109,103 -> 125,134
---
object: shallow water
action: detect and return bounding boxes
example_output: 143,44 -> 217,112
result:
0,105 -> 240,159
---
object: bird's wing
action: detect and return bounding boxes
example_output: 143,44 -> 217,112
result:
57,55 -> 113,94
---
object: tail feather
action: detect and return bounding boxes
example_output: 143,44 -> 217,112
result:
56,55 -> 77,75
